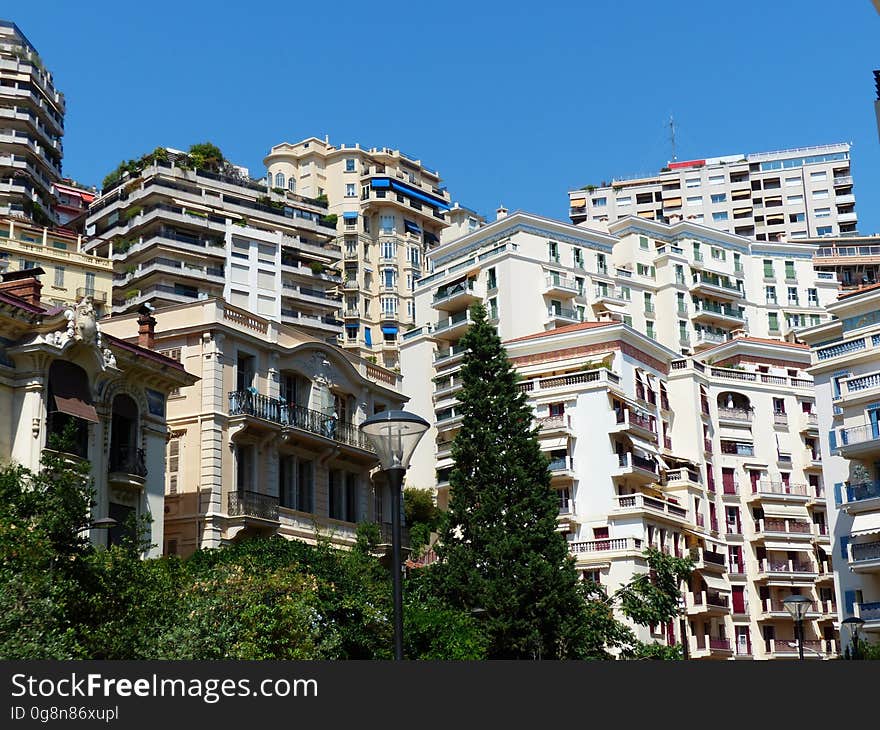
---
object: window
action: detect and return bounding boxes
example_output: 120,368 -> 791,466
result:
686,196 -> 701,206
487,267 -> 497,290
382,268 -> 395,288
406,273 -> 413,291
549,402 -> 565,417
593,197 -> 607,207
639,235 -> 649,250
54,265 -> 64,287
786,194 -> 803,204
765,285 -> 777,304
236,444 -> 254,492
620,285 -> 631,300
685,177 -> 700,188
784,261 -> 795,279
644,292 -> 653,313
379,215 -> 394,234
708,175 -> 724,185
287,177 -> 296,192
616,196 -> 632,206
345,158 -> 356,172
787,286 -> 798,304
646,320 -> 655,339
596,253 -> 607,273
381,240 -> 396,259
167,438 -> 179,495
812,189 -> 829,200
768,312 -> 779,331
679,320 -> 688,341
785,176 -> 801,187
381,296 -> 397,316
711,247 -> 726,261
407,300 -> 414,319
810,170 -> 827,181
808,288 -> 818,306
712,211 -> 728,222
548,241 -> 559,262
274,172 -> 285,188
711,193 -> 726,204
488,297 -> 498,319
763,259 -> 774,278
622,314 -> 633,327
409,247 -> 420,267
345,183 -> 356,197
817,226 -> 833,236
236,353 -> 255,392
814,207 -> 831,218
297,459 -> 314,513
573,247 -> 583,267
636,263 -> 655,278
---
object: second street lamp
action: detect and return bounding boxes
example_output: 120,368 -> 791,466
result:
842,616 -> 865,659
359,410 -> 429,661
782,594 -> 812,660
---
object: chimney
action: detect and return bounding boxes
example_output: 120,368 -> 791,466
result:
0,267 -> 44,305
496,204 -> 508,220
137,304 -> 157,349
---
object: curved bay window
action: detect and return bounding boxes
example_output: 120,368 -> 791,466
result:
109,394 -> 146,476
46,360 -> 97,458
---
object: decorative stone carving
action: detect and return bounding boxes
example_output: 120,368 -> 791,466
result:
73,297 -> 99,345
103,348 -> 117,368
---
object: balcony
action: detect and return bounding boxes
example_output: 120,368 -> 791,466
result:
545,307 -> 582,326
764,638 -> 835,660
750,480 -> 811,501
543,274 -> 579,297
799,411 -> 819,432
849,540 -> 880,572
694,330 -> 728,349
686,590 -> 731,616
613,408 -> 657,441
838,424 -> 880,459
855,601 -> 880,630
840,372 -> 880,405
613,453 -> 659,485
611,491 -> 689,525
107,448 -> 148,490
720,441 -> 755,457
548,455 -> 576,482
689,635 -> 734,659
433,278 -> 478,310
691,300 -> 744,326
842,480 -> 880,514
666,467 -> 702,488
569,536 -> 644,564
756,558 -> 817,582
434,309 -> 472,339
76,287 -> 107,303
593,285 -> 627,307
537,413 -> 572,435
689,546 -> 726,572
432,374 -> 463,399
227,391 -> 374,453
227,490 -> 280,523
717,407 -> 753,423
752,518 -> 814,541
434,342 -> 468,366
690,272 -> 743,300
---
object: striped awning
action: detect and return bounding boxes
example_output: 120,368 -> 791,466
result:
851,512 -> 880,537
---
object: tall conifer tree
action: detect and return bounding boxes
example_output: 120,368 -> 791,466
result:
433,301 -> 586,658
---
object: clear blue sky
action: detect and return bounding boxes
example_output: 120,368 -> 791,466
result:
10,1 -> 880,232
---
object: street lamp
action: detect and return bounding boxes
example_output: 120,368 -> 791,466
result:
842,616 -> 865,659
782,594 -> 812,660
78,517 -> 118,534
360,410 -> 430,660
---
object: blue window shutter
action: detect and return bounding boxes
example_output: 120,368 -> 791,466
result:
839,535 -> 850,559
829,430 -> 837,452
845,590 -> 856,616
834,482 -> 843,506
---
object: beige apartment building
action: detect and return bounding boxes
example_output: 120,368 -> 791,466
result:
100,298 -> 406,558
399,210 -> 841,657
800,284 -> 880,649
264,137 -> 452,369
0,21 -> 64,226
0,216 -> 112,315
84,154 -> 343,342
808,233 -> 880,291
569,143 -> 857,241
0,269 -> 193,556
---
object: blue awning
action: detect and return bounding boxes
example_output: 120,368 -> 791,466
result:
381,326 -> 399,335
389,180 -> 450,210
424,231 -> 439,244
364,327 -> 372,347
404,220 -> 422,234
371,178 -> 392,189
345,323 -> 359,330
342,211 -> 358,220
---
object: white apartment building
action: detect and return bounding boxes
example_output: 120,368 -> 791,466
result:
83,155 -> 344,342
0,20 -> 65,226
99,298 -> 406,558
569,143 -> 857,241
264,137 -> 452,369
399,210 -> 841,657
800,285 -> 880,649
808,234 -> 880,291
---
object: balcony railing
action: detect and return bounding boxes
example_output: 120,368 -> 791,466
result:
433,278 -> 475,303
755,518 -> 812,535
666,468 -> 701,484
720,441 -> 754,457
755,480 -> 810,497
618,452 -> 657,474
570,537 -> 643,554
615,492 -> 688,519
857,601 -> 880,621
547,307 -> 581,321
851,540 -> 880,563
690,591 -> 730,609
228,391 -> 374,452
717,407 -> 752,422
759,558 -> 815,574
108,448 -> 148,477
227,490 -> 279,521
846,480 -> 880,503
548,456 -> 574,473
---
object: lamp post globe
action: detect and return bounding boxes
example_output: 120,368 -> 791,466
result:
359,410 -> 430,660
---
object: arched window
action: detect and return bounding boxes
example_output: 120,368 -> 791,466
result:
110,394 -> 145,475
274,172 -> 285,188
287,177 -> 296,193
47,360 -> 96,458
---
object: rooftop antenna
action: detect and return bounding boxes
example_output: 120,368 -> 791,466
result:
669,115 -> 677,163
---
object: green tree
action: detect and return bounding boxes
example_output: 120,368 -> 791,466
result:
187,142 -> 225,172
431,301 -> 587,658
404,488 -> 440,554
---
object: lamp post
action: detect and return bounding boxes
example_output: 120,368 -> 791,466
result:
782,594 -> 812,660
842,616 -> 865,659
679,586 -> 689,660
360,410 -> 429,660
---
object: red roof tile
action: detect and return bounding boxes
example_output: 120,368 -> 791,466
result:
504,321 -> 614,344
704,336 -> 809,352
838,282 -> 880,300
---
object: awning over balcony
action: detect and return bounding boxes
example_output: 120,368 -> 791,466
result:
851,512 -> 880,537
699,573 -> 730,592
626,434 -> 668,471
370,178 -> 391,189
570,198 -> 586,208
540,437 -> 569,450
342,211 -> 359,220
762,503 -> 810,519
404,220 -> 422,235
424,231 -> 439,244
50,360 -> 99,423
381,325 -> 398,335
764,541 -> 813,552
719,426 -> 753,440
